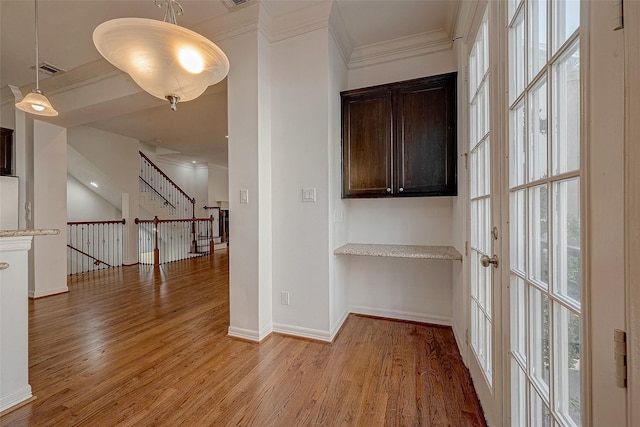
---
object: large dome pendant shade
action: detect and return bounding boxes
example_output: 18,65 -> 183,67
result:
93,18 -> 229,111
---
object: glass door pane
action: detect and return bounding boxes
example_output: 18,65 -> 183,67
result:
469,10 -> 494,389
508,0 -> 581,425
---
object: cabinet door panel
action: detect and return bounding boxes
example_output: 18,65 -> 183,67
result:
342,93 -> 393,197
396,77 -> 457,196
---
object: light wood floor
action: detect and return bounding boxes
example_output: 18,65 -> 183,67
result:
1,251 -> 486,426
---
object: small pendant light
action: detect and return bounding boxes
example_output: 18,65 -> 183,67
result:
15,0 -> 59,117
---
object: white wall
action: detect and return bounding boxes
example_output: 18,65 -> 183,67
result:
271,27 -> 331,338
67,127 -> 139,205
153,158 -> 197,201
31,120 -> 67,298
0,101 -> 16,130
342,50 -> 458,325
348,50 -> 457,90
208,164 -> 229,205
451,1 -> 475,357
221,21 -> 271,340
257,29 -> 273,339
328,25 -> 350,336
67,126 -> 139,265
66,175 -> 121,222
194,165 -> 209,218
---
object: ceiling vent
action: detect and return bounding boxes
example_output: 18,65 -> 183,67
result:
33,61 -> 66,76
221,0 -> 255,11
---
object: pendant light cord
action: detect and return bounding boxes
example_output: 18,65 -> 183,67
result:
34,0 -> 39,91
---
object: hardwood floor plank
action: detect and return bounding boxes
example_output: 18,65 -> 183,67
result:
0,253 -> 485,426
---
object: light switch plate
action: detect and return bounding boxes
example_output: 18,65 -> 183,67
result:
302,188 -> 316,202
240,189 -> 249,204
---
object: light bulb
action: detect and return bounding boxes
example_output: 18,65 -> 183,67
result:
32,104 -> 45,112
178,47 -> 204,74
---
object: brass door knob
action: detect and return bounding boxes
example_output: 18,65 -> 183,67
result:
480,254 -> 499,268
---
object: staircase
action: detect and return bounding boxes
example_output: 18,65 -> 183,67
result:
139,151 -> 195,219
136,152 -> 226,265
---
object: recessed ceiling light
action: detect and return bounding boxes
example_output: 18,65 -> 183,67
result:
90,182 -> 99,188
192,160 -> 197,164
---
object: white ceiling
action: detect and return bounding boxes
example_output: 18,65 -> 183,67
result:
0,0 -> 457,167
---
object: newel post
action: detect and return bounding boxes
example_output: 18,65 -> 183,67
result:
153,216 -> 160,267
190,198 -> 197,254
209,215 -> 215,254
221,210 -> 227,243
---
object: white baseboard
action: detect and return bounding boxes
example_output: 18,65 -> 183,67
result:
259,323 -> 273,341
348,305 -> 452,327
227,326 -> 261,342
230,309 -> 452,344
451,321 -> 468,366
228,324 -> 273,342
271,307 -> 451,344
272,323 -> 332,342
0,385 -> 32,413
29,287 -> 69,299
330,309 -> 350,341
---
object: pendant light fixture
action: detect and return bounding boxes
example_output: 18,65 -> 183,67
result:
93,0 -> 229,111
15,0 -> 59,117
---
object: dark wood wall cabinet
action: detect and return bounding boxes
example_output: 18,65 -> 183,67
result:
341,73 -> 457,198
1,127 -> 14,176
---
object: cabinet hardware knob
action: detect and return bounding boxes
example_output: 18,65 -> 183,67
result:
386,188 -> 391,193
399,187 -> 404,192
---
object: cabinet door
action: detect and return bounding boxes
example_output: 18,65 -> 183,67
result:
395,75 -> 457,196
0,128 -> 13,176
342,92 -> 393,197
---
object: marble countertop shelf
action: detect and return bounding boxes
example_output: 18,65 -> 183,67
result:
0,229 -> 60,238
333,243 -> 462,261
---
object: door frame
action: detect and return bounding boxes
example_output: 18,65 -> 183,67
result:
625,1 -> 640,424
464,2 -> 507,424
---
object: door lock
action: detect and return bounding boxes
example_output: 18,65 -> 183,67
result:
480,254 -> 499,268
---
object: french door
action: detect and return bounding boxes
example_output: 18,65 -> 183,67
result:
468,1 -> 583,425
468,7 -> 503,425
507,0 -> 582,425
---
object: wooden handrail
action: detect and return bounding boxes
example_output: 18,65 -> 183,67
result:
139,151 -> 194,203
139,176 -> 176,209
67,219 -> 126,226
135,217 -> 213,224
67,244 -> 112,267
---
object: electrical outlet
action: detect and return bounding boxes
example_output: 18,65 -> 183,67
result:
280,291 -> 290,305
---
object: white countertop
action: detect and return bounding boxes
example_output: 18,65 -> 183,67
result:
333,243 -> 462,261
0,229 -> 60,238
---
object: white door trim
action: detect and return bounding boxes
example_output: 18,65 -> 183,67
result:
624,1 -> 640,424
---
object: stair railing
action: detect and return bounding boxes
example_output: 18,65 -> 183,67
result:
67,219 -> 125,274
135,216 -> 216,266
139,151 -> 195,219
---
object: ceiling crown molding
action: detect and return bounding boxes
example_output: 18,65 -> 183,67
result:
348,29 -> 453,70
262,1 -> 333,43
328,3 -> 353,67
191,3 -> 262,43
